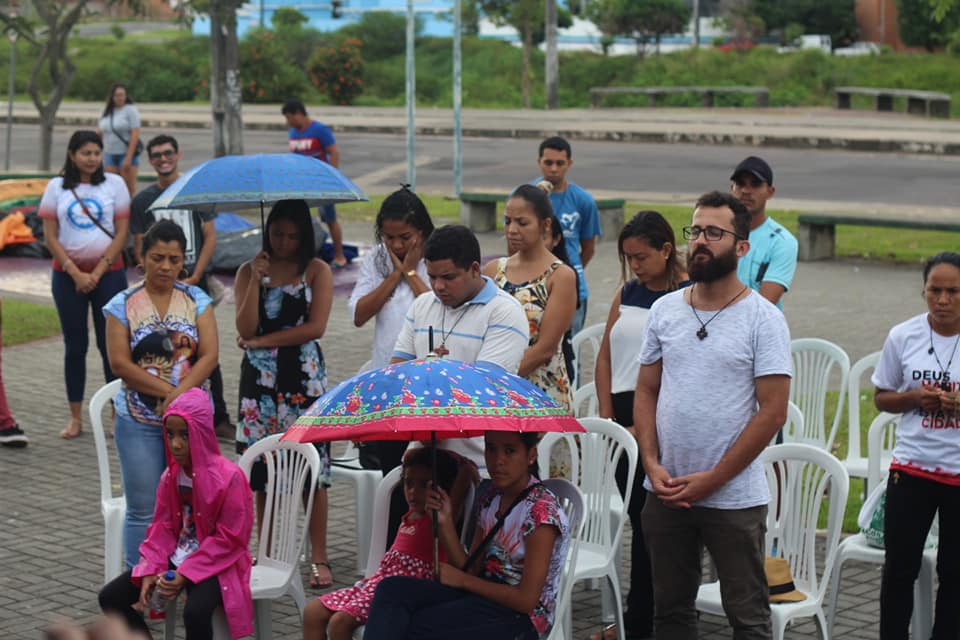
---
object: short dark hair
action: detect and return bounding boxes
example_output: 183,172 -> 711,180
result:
694,191 -> 751,240
538,136 -> 572,159
924,252 -> 960,284
403,447 -> 459,493
265,199 -> 316,274
424,225 -> 480,270
146,134 -> 179,155
142,218 -> 187,256
281,98 -> 307,116
60,130 -> 106,190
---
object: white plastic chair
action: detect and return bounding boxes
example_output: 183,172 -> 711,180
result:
776,400 -> 805,445
572,381 -> 598,418
541,478 -> 586,640
696,443 -> 849,640
571,322 -> 605,390
840,351 -> 882,484
239,434 -> 321,639
789,338 -> 851,450
826,412 -> 935,640
331,440 -> 383,576
89,378 -> 124,584
539,417 -> 639,640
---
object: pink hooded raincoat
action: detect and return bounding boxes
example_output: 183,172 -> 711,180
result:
132,388 -> 254,638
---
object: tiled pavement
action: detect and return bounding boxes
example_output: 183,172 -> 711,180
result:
0,217 -> 924,638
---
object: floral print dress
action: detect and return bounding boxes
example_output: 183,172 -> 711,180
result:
238,276 -> 331,484
493,258 -> 573,412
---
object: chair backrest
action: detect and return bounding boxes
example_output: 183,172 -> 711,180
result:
238,435 -> 320,576
90,378 -> 123,506
572,381 -> 598,418
540,418 -> 638,553
541,478 -> 585,638
846,351 -> 882,462
538,432 -> 580,483
571,323 -> 605,389
358,359 -> 373,374
777,400 -> 805,445
866,411 -> 899,489
789,338 -> 851,450
761,443 -> 849,603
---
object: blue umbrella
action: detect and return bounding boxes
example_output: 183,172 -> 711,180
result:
146,153 -> 368,225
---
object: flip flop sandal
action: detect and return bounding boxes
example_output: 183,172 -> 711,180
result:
310,561 -> 333,589
588,624 -> 618,640
60,419 -> 82,439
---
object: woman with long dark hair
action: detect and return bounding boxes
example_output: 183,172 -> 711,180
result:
39,129 -> 130,439
235,199 -> 335,589
96,83 -> 142,196
592,210 -> 689,640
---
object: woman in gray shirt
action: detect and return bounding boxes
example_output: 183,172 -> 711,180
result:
96,83 -> 141,196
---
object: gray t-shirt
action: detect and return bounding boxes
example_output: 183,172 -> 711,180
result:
97,104 -> 141,155
639,288 -> 792,509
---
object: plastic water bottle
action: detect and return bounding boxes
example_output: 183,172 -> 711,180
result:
149,570 -> 177,612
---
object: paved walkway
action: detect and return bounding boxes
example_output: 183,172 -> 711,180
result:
0,215 -> 926,638
11,100 -> 960,156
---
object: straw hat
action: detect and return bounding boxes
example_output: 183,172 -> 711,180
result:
765,557 -> 806,603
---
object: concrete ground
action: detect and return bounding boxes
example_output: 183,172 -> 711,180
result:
0,215 -> 924,638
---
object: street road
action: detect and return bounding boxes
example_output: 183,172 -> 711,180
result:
6,123 -> 960,209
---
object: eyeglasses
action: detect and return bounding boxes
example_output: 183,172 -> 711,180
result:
682,225 -> 745,242
149,149 -> 176,161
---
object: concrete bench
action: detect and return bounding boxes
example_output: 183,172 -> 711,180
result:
590,85 -> 770,109
797,213 -> 960,261
834,86 -> 951,118
459,192 -> 626,240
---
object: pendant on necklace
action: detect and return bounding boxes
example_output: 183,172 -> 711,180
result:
435,344 -> 450,357
697,326 -> 708,340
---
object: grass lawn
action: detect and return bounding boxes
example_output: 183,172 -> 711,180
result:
2,300 -> 61,347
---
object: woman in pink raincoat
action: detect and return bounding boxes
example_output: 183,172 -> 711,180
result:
98,388 -> 254,639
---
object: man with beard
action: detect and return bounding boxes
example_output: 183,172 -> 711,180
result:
130,134 -> 234,439
729,156 -> 797,309
633,191 -> 792,640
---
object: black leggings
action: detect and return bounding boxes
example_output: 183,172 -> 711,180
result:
99,569 -> 223,640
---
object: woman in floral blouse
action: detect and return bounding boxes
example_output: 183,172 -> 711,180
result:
235,199 -> 335,588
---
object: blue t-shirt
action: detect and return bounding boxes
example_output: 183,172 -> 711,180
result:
288,120 -> 336,163
538,182 -> 600,300
736,216 -> 798,309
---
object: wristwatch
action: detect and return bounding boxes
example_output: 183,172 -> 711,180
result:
405,269 -> 417,278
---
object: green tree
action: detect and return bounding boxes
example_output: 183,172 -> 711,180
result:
338,11 -> 421,61
587,0 -> 690,54
897,0 -> 957,49
478,0 -> 571,107
271,6 -> 309,29
751,0 -> 857,45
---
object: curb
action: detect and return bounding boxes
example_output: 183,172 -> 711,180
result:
12,115 -> 960,156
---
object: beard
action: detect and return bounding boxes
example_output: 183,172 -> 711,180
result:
687,244 -> 738,282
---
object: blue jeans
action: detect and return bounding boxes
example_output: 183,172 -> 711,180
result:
364,576 -> 538,640
51,269 -> 127,402
104,152 -> 139,167
571,298 -> 588,337
114,412 -> 167,568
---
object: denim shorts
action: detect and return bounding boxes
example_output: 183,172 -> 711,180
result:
104,152 -> 139,168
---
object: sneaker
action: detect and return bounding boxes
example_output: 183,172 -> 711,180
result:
214,419 -> 236,441
0,425 -> 28,448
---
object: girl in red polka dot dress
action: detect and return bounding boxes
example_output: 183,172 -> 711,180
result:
303,447 -> 464,640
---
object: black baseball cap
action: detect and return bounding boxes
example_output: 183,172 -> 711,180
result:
730,156 -> 773,185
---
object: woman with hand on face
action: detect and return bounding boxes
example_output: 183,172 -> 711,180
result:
103,219 -> 219,569
39,129 -> 131,439
235,199 -> 335,589
96,83 -> 142,196
874,252 -> 960,640
348,186 -> 433,472
483,184 -> 577,412
592,210 -> 688,640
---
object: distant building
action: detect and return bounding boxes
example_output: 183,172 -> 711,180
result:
855,0 -> 904,48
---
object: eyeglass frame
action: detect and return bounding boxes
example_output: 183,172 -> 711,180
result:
682,225 -> 746,242
148,149 -> 177,161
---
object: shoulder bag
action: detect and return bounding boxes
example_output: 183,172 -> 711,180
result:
110,110 -> 144,156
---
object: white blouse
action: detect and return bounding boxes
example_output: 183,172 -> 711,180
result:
347,244 -> 429,369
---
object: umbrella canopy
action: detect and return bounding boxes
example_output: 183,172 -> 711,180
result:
282,358 -> 583,444
147,153 -> 367,214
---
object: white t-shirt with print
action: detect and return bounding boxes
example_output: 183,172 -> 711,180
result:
38,174 -> 130,271
872,312 -> 960,484
639,288 -> 793,509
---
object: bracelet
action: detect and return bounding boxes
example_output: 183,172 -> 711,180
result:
100,255 -> 113,267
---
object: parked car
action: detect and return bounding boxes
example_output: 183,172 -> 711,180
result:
777,34 -> 833,54
834,41 -> 881,57
718,37 -> 756,52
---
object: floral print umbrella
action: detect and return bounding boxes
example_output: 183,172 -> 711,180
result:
282,358 -> 583,443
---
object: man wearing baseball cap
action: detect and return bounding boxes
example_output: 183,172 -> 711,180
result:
730,156 -> 798,309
